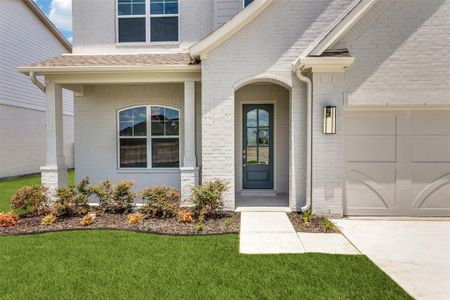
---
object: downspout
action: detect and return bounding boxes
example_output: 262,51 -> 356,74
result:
295,66 -> 312,212
29,71 -> 46,93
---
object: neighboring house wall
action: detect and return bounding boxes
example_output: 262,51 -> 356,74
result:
310,0 -> 450,216
72,0 -> 214,53
214,0 -> 242,29
0,0 -> 74,178
201,0 -> 353,209
75,84 -> 202,192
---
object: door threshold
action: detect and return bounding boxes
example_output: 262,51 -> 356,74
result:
235,206 -> 291,212
240,190 -> 276,197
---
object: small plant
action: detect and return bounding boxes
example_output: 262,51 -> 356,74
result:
127,212 -> 144,224
191,179 -> 229,221
41,214 -> 57,226
10,185 -> 48,217
196,221 -> 204,232
52,177 -> 92,218
80,214 -> 95,226
140,186 -> 180,218
0,213 -> 20,227
322,218 -> 335,232
301,210 -> 313,224
177,210 -> 193,223
91,180 -> 136,214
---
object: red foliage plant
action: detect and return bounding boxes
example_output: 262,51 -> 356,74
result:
0,213 -> 20,227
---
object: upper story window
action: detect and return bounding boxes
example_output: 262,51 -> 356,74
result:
118,105 -> 180,169
117,0 -> 179,43
243,0 -> 253,7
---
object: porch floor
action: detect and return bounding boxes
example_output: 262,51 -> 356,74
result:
235,193 -> 290,212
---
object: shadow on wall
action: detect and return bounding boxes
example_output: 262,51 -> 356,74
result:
343,0 -> 447,104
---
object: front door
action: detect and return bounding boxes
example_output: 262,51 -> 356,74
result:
243,104 -> 274,189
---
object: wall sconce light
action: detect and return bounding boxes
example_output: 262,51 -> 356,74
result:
323,106 -> 336,134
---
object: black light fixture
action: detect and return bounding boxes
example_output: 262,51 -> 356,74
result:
323,106 -> 336,134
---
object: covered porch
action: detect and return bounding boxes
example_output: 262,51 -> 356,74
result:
19,53 -> 201,205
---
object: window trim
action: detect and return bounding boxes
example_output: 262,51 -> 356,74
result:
242,0 -> 253,8
117,105 -> 181,170
116,0 -> 180,44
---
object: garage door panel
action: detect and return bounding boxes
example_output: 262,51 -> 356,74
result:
411,111 -> 450,135
411,166 -> 450,211
345,136 -> 396,162
412,137 -> 450,162
344,112 -> 396,135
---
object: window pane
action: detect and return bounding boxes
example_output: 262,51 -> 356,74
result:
118,0 -> 146,15
151,121 -> 164,136
258,147 -> 269,165
150,0 -> 178,14
246,128 -> 257,146
134,121 -> 147,136
258,109 -> 269,126
165,2 -> 178,14
246,147 -> 257,165
165,121 -> 179,136
120,138 -> 147,168
258,128 -> 269,146
165,107 -> 179,121
119,107 -> 147,136
244,0 -> 253,7
247,109 -> 257,127
120,122 -> 133,136
118,4 -> 131,15
150,3 -> 164,14
151,107 -> 179,135
132,3 -> 145,15
152,138 -> 179,168
150,17 -> 178,42
119,18 -> 145,42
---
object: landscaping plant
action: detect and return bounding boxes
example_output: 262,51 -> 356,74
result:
177,210 -> 193,223
322,218 -> 335,232
10,185 -> 48,217
140,186 -> 180,218
80,214 -> 95,226
127,212 -> 144,224
0,212 -> 20,227
91,180 -> 136,214
302,210 -> 313,225
41,214 -> 57,226
52,177 -> 92,217
191,179 -> 228,221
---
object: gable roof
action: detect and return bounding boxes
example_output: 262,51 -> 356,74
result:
293,0 -> 378,69
190,0 -> 274,59
23,0 -> 72,52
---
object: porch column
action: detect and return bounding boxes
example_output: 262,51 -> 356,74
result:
41,82 -> 68,199
180,81 -> 199,206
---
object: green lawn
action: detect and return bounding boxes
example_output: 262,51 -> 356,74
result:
0,170 -> 74,213
0,231 -> 410,299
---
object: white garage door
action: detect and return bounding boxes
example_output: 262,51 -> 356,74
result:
344,110 -> 450,216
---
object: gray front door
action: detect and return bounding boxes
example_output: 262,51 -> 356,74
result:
243,104 -> 274,189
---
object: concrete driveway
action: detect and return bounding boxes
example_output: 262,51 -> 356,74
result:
332,219 -> 450,300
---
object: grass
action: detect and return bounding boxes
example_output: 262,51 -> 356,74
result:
0,172 -> 410,299
0,231 -> 410,299
0,170 -> 75,213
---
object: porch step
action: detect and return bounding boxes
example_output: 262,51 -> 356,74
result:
240,190 -> 276,197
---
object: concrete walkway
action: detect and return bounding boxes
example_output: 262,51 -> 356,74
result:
333,219 -> 450,300
240,212 -> 304,254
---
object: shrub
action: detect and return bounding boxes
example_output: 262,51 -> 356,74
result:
140,186 -> 180,218
302,210 -> 313,224
0,213 -> 20,227
177,210 -> 193,223
10,185 -> 48,217
80,214 -> 95,226
91,180 -> 136,214
196,221 -> 204,232
52,177 -> 92,218
127,212 -> 144,224
41,214 -> 56,226
191,179 -> 229,221
322,218 -> 335,232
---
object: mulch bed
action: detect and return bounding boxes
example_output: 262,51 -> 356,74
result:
0,213 -> 240,236
288,213 -> 340,233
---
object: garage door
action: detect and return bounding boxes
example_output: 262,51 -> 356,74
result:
344,110 -> 450,216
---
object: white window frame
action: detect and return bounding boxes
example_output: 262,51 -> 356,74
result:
117,105 -> 181,170
242,0 -> 253,8
116,0 -> 180,44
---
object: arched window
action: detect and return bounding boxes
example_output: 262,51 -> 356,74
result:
118,105 -> 180,169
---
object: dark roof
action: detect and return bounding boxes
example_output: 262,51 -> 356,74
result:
318,49 -> 351,57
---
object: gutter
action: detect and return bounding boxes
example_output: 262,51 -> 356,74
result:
29,71 -> 46,93
295,67 -> 312,212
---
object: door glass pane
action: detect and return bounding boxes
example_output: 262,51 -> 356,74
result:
246,128 -> 257,146
258,128 -> 269,146
246,147 -> 257,165
258,147 -> 269,165
247,109 -> 257,127
120,138 -> 147,168
258,109 -> 269,126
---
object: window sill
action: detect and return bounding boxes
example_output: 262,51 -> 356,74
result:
115,41 -> 180,48
117,168 -> 181,174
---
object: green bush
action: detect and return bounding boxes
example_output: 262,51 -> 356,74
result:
191,179 -> 229,221
52,177 -> 92,218
10,185 -> 49,217
322,218 -> 335,233
91,180 -> 136,214
140,186 -> 180,218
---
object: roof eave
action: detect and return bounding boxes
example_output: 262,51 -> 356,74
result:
296,57 -> 355,73
190,0 -> 274,59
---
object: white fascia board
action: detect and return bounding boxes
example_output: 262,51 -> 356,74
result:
190,0 -> 274,58
298,57 -> 355,73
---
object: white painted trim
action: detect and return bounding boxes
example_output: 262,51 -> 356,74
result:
343,105 -> 450,112
116,104 -> 181,171
190,0 -> 273,58
293,0 -> 378,69
297,57 -> 355,73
